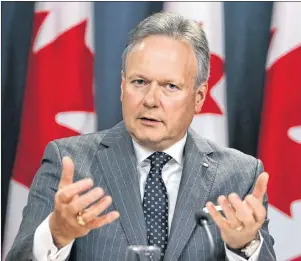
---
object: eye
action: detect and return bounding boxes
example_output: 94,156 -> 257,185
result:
166,83 -> 179,91
133,79 -> 147,87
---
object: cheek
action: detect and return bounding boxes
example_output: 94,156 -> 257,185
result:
161,94 -> 195,118
124,88 -> 138,103
122,89 -> 143,113
161,95 -> 195,132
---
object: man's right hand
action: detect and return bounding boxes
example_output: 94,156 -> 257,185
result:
49,156 -> 120,248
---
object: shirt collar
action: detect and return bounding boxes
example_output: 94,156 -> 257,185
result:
132,133 -> 187,166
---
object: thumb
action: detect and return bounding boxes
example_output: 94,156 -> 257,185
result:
252,172 -> 269,201
59,156 -> 75,190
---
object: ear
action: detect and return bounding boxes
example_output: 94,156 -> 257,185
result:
195,82 -> 208,113
120,71 -> 125,102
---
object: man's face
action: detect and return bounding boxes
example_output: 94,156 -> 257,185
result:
121,35 -> 207,150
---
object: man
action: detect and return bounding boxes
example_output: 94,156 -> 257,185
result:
7,12 -> 276,261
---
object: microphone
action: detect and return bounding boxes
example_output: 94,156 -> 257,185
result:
195,210 -> 215,261
125,245 -> 161,261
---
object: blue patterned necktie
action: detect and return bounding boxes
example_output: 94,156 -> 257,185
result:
143,151 -> 172,260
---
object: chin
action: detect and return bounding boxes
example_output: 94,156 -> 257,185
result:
127,120 -> 167,147
133,132 -> 165,149
135,133 -> 163,144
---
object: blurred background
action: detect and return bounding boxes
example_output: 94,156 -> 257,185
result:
1,1 -> 300,260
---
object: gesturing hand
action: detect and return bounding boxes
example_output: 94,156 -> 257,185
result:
49,157 -> 120,248
206,172 -> 269,249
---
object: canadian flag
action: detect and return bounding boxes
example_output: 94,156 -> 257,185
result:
258,2 -> 301,261
3,2 -> 96,259
164,2 -> 228,147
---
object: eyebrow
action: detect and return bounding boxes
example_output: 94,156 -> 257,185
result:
127,73 -> 149,81
127,73 -> 184,86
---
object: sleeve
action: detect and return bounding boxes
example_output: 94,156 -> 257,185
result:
33,214 -> 74,261
6,141 -> 72,261
225,232 -> 263,261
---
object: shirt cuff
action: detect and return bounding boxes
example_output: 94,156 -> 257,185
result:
33,213 -> 74,261
225,232 -> 263,261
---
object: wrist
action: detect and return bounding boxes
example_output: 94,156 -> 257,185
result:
227,230 -> 258,249
49,213 -> 73,248
52,233 -> 73,249
227,241 -> 249,250
227,231 -> 261,258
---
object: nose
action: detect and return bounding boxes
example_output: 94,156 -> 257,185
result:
143,82 -> 160,108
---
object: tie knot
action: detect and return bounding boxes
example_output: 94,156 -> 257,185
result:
148,152 -> 172,171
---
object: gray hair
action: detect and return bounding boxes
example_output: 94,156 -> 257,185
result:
122,12 -> 210,88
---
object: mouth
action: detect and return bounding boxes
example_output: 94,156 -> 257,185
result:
139,117 -> 162,125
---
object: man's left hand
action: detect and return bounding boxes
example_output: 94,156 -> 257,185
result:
206,172 -> 269,249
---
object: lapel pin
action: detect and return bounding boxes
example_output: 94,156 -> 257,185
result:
203,162 -> 209,168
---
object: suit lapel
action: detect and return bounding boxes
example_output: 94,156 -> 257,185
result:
96,123 -> 148,246
164,130 -> 218,261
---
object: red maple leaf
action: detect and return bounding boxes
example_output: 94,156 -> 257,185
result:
13,11 -> 94,188
259,43 -> 301,216
197,53 -> 224,115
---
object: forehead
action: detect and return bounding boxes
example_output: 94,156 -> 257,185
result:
126,35 -> 197,82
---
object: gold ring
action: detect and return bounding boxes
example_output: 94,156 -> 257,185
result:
77,212 -> 87,226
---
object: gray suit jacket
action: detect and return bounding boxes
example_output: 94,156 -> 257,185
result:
7,121 -> 276,261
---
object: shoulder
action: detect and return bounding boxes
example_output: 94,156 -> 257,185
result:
190,128 -> 258,167
208,139 -> 258,168
41,122 -> 126,180
189,129 -> 261,193
50,130 -> 109,156
45,121 -> 126,161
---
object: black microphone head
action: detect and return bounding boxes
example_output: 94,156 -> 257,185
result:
195,210 -> 211,226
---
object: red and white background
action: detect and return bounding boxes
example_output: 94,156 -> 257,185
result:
2,2 -> 301,261
2,2 -> 96,259
259,2 -> 301,261
164,2 -> 228,147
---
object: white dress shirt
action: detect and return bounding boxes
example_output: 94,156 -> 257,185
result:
33,134 -> 262,261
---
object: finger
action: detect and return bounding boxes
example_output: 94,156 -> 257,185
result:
206,202 -> 230,231
88,211 -> 120,229
245,195 -> 266,224
228,193 -> 255,228
57,178 -> 94,203
81,195 -> 113,223
59,157 -> 75,190
68,187 -> 105,214
252,172 -> 269,202
218,195 -> 242,229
